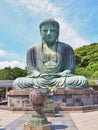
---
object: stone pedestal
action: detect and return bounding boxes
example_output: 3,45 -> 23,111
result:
7,88 -> 98,112
54,88 -> 95,110
24,123 -> 52,130
7,89 -> 55,114
7,90 -> 31,108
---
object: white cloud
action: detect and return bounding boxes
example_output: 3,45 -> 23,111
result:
0,49 -> 24,60
6,0 -> 88,48
0,50 -> 6,56
6,0 -> 62,16
0,60 -> 25,69
0,49 -> 26,69
57,18 -> 88,48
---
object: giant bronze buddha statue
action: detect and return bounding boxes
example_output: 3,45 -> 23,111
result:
13,19 -> 89,90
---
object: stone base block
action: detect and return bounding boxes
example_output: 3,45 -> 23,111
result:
7,89 -> 98,111
24,123 -> 52,130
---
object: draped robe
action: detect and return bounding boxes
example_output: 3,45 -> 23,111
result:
13,42 -> 88,89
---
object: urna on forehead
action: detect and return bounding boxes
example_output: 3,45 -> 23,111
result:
39,19 -> 60,29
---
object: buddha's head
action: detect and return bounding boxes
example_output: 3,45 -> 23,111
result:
39,19 -> 60,44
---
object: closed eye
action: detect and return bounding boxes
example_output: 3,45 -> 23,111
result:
43,29 -> 48,32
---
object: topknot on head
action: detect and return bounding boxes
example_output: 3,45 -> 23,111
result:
39,19 -> 59,30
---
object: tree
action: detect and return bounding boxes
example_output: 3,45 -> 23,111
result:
74,43 -> 98,78
13,67 -> 27,79
0,67 -> 27,80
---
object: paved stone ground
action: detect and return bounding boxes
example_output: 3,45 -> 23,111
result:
49,113 -> 78,130
1,110 -> 98,130
70,111 -> 98,130
0,110 -> 24,130
0,112 -> 77,130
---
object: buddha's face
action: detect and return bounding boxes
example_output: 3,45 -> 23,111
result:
40,23 -> 59,44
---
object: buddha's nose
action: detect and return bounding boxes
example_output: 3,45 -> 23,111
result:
47,30 -> 51,35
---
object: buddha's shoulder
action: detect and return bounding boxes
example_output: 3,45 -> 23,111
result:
58,42 -> 73,50
28,43 -> 42,51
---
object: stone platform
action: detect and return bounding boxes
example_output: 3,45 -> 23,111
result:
1,110 -> 98,130
0,110 -> 78,130
6,88 -> 98,112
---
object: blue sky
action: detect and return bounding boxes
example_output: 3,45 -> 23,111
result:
0,0 -> 98,69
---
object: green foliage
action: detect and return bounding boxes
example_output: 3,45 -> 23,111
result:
88,80 -> 96,85
74,43 -> 98,78
0,67 -> 27,80
0,88 -> 5,94
12,67 -> 27,79
92,71 -> 98,78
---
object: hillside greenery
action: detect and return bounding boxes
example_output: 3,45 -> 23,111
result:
0,67 -> 27,80
75,43 -> 98,78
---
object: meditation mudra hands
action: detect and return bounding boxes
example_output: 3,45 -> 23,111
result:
13,19 -> 89,90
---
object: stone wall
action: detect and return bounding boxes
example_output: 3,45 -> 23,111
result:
6,88 -> 98,112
